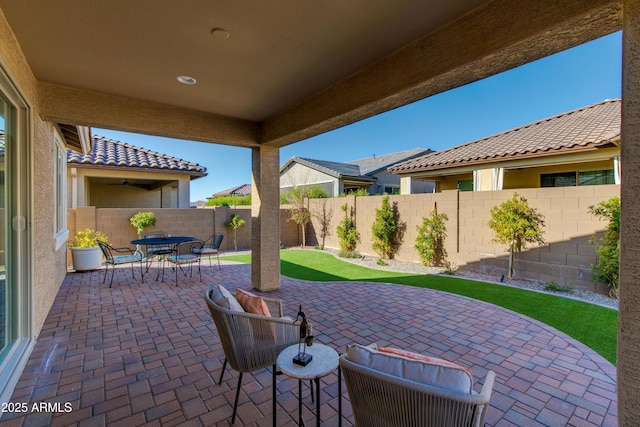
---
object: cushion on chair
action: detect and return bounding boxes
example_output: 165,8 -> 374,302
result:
379,347 -> 474,378
211,285 -> 244,312
345,343 -> 473,394
235,288 -> 271,317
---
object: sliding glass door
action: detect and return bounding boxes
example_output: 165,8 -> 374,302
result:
0,67 -> 31,405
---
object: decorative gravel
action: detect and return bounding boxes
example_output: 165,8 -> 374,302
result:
321,249 -> 618,310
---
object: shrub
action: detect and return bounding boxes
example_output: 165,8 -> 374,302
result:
129,211 -> 157,238
371,195 -> 397,259
224,213 -> 246,251
415,208 -> 448,266
69,228 -> 108,248
337,203 -> 359,256
206,195 -> 251,206
543,281 -> 574,294
488,193 -> 545,279
588,196 -> 620,299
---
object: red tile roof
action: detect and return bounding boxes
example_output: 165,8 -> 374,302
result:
389,99 -> 620,174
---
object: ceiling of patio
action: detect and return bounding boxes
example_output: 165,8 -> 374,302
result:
0,0 -> 622,148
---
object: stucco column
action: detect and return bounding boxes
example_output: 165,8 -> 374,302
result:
251,145 -> 281,291
619,0 -> 640,423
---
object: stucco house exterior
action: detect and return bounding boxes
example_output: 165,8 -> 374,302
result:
67,135 -> 207,208
389,99 -> 621,193
280,148 -> 434,196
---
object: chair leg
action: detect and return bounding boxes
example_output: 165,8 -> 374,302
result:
232,372 -> 243,424
217,252 -> 221,270
109,264 -> 115,288
272,363 -> 277,427
218,358 -> 227,384
102,264 -> 108,284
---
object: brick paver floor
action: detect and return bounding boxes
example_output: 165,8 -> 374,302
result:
0,261 -> 617,426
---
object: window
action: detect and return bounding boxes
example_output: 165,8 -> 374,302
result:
53,133 -> 68,249
541,169 -> 615,187
383,186 -> 399,195
457,179 -> 473,191
579,169 -> 615,186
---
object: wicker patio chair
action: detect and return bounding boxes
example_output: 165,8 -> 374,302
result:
204,287 -> 300,425
191,232 -> 224,269
340,347 -> 495,427
97,241 -> 144,287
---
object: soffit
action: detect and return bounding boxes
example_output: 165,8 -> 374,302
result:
0,0 -> 485,122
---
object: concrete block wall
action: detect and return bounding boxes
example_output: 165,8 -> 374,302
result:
69,184 -> 620,293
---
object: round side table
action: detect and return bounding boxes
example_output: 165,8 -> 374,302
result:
277,343 -> 341,426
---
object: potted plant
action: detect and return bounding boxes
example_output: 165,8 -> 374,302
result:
69,228 -> 108,271
130,211 -> 157,238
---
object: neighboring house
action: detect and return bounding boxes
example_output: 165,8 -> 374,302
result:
211,184 -> 252,197
67,135 -> 207,208
389,99 -> 621,193
280,148 -> 434,196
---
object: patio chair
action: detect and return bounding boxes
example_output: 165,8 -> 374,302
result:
97,241 -> 144,288
340,344 -> 495,427
143,231 -> 173,271
191,233 -> 224,269
204,286 -> 300,425
167,240 -> 203,286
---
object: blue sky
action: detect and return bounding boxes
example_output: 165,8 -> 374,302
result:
95,31 -> 622,202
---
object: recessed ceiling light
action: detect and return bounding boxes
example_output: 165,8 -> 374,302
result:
176,75 -> 197,85
211,28 -> 230,40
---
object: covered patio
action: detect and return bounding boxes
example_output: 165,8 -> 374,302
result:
1,263 -> 616,426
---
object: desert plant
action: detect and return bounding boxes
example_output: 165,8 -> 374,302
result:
371,195 -> 397,259
224,213 -> 246,251
588,196 -> 620,298
488,193 -> 545,279
337,203 -> 359,256
68,228 -> 108,248
314,198 -> 332,249
543,281 -> 574,294
129,211 -> 157,238
415,208 -> 448,266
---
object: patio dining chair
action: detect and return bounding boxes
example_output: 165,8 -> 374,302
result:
204,286 -> 300,424
167,240 -> 203,286
97,241 -> 144,287
191,233 -> 224,269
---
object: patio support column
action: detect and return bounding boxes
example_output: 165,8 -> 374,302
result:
619,0 -> 640,423
251,145 -> 281,291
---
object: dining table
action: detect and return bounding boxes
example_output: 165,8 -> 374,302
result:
130,236 -> 197,281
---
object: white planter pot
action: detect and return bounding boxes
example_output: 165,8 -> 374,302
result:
70,246 -> 103,271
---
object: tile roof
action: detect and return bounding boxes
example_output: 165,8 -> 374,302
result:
283,148 -> 432,180
67,135 -> 207,176
213,184 -> 252,196
347,148 -> 433,175
389,99 -> 621,173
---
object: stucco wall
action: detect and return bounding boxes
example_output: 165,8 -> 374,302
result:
280,162 -> 337,195
0,9 -> 67,337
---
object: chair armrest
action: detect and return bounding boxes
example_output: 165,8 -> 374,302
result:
262,297 -> 284,317
112,247 -> 135,254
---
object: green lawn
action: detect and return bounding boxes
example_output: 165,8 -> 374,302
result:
222,250 -> 618,365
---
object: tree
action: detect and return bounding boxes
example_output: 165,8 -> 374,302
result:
283,186 -> 327,247
336,203 -> 359,256
415,208 -> 448,266
488,193 -> 545,279
588,196 -> 620,298
371,195 -> 397,259
224,213 -> 246,251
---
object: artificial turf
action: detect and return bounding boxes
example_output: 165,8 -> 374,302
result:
222,249 -> 618,365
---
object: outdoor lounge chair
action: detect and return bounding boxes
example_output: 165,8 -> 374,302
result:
191,233 -> 224,269
204,286 -> 300,424
98,241 -> 144,287
340,344 -> 495,427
